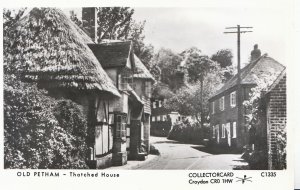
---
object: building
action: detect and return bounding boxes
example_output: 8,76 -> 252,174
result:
258,70 -> 286,169
209,46 -> 285,151
132,55 -> 156,156
9,8 -> 122,169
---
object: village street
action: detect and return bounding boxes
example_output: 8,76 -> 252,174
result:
132,136 -> 248,170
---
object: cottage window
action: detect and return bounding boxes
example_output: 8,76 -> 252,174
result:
219,96 -> 225,111
157,116 -> 161,121
232,122 -> 237,138
216,125 -> 220,143
118,70 -> 133,91
158,100 -> 162,107
116,115 -> 127,140
222,124 -> 226,138
153,101 -> 156,109
162,115 -> 167,121
212,126 -> 215,138
152,116 -> 155,122
212,101 -> 215,114
230,91 -> 236,107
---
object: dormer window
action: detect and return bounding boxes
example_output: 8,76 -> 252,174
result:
118,69 -> 133,91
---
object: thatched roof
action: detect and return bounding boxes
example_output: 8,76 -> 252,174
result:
88,41 -> 133,69
133,54 -> 155,82
210,54 -> 285,99
4,8 -> 120,97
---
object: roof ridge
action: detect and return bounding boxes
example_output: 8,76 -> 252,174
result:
265,68 -> 286,94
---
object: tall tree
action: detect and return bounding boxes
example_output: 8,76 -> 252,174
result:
150,48 -> 182,90
94,7 -> 154,68
211,49 -> 233,68
184,47 -> 221,126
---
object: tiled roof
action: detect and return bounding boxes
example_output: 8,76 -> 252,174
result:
88,41 -> 132,68
133,54 -> 155,82
211,54 -> 285,98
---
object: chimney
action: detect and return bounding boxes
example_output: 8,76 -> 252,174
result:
82,7 -> 97,43
250,44 -> 261,62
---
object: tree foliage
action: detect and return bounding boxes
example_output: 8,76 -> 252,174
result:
150,48 -> 182,90
94,7 -> 154,67
211,49 -> 233,68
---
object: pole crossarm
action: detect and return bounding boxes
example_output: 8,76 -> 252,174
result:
224,31 -> 253,34
225,26 -> 253,29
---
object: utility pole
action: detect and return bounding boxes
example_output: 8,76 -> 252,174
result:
224,25 -> 253,148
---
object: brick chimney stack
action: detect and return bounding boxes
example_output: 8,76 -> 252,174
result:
82,7 -> 97,43
250,44 -> 261,62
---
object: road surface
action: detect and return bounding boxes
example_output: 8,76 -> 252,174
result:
134,136 -> 248,170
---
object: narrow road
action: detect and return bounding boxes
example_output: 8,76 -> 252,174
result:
134,136 -> 248,170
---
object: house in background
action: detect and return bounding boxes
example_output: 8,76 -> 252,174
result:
151,54 -> 190,136
209,45 -> 286,151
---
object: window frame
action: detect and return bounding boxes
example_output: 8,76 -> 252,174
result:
230,91 -> 236,108
212,101 -> 215,114
219,96 -> 225,111
212,125 -> 216,138
221,124 -> 226,138
232,122 -> 237,138
152,101 -> 156,109
151,116 -> 155,122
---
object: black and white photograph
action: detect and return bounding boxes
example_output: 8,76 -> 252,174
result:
3,6 -> 288,170
1,0 -> 297,189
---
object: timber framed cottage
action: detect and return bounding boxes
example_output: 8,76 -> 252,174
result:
83,4 -> 155,164
209,45 -> 286,152
7,8 -> 121,169
8,7 -> 154,169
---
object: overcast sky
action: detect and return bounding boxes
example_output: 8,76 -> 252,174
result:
64,6 -> 288,67
132,7 -> 288,66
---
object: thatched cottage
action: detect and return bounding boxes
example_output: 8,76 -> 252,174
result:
5,7 -> 127,169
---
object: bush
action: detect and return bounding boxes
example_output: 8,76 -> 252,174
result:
4,75 -> 88,169
167,120 -> 209,144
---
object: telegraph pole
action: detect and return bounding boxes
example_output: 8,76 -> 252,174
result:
224,25 -> 253,148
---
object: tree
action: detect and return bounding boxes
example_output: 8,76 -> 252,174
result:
211,49 -> 235,82
211,49 -> 233,68
150,48 -> 182,90
79,7 -> 154,68
184,47 -> 222,126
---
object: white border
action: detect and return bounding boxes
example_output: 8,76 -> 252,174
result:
0,0 -> 296,190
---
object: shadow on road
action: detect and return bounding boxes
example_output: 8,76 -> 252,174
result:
191,145 -> 242,155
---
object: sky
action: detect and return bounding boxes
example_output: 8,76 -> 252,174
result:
63,6 -> 288,67
132,7 -> 288,67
